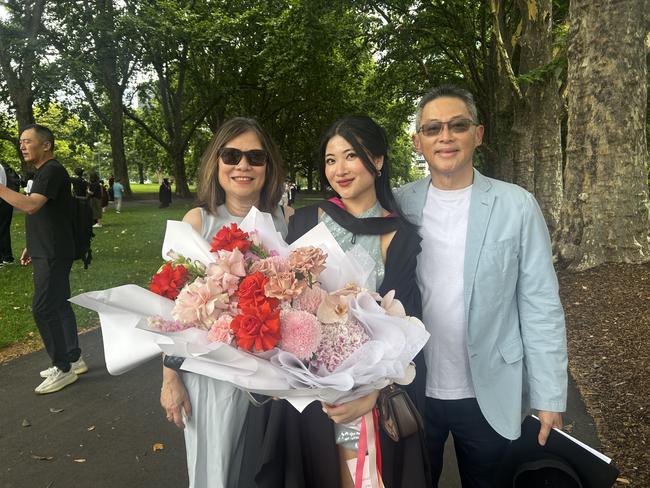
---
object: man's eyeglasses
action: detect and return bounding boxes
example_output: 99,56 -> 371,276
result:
218,148 -> 268,167
417,118 -> 477,137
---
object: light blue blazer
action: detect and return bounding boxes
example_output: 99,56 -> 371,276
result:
397,169 -> 567,439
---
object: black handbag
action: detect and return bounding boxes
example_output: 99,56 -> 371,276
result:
377,383 -> 424,442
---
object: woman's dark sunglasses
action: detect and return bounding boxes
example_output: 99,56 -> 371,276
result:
417,118 -> 477,137
218,147 -> 268,167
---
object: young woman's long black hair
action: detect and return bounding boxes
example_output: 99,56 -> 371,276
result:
318,115 -> 400,215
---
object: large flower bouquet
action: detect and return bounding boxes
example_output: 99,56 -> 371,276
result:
71,207 -> 429,410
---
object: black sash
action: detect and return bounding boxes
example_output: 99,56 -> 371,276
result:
315,200 -> 401,236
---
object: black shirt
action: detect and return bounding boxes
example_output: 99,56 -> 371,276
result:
26,159 -> 75,259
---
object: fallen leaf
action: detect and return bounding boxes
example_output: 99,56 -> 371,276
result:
87,425 -> 95,431
73,458 -> 86,463
49,407 -> 64,414
152,443 -> 164,452
22,419 -> 31,427
31,454 -> 54,461
616,478 -> 630,485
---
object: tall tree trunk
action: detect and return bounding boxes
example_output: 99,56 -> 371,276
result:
171,142 -> 191,198
108,96 -> 131,194
96,0 -> 131,197
10,89 -> 35,175
511,0 -> 563,239
0,0 -> 45,173
558,0 -> 649,270
14,90 -> 36,132
484,1 -> 515,182
137,163 -> 145,184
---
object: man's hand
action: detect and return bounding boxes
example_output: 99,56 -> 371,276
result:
20,248 -> 31,266
161,368 -> 193,429
537,410 -> 563,446
322,390 -> 380,424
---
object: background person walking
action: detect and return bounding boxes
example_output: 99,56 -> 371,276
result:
87,171 -> 103,227
0,124 -> 87,394
158,177 -> 172,208
112,179 -> 124,213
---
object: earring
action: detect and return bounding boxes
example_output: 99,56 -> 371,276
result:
377,169 -> 382,177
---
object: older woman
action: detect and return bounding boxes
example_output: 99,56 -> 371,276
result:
160,117 -> 292,488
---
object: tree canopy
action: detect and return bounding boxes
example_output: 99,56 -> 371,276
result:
0,0 -> 647,270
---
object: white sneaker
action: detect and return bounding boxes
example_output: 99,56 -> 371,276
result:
93,223 -> 102,228
35,367 -> 78,394
40,358 -> 88,378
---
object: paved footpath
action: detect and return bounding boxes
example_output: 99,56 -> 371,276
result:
1,328 -> 601,488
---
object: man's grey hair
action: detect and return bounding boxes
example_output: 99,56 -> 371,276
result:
415,84 -> 479,131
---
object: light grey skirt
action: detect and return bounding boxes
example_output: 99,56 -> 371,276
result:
182,372 -> 249,488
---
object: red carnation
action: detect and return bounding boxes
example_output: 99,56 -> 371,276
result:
237,271 -> 278,311
149,262 -> 190,300
230,301 -> 281,351
211,223 -> 252,253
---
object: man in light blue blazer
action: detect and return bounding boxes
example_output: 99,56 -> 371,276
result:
396,84 -> 567,487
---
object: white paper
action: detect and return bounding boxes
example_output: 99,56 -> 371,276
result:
162,220 -> 214,264
69,285 -> 172,375
531,414 -> 612,463
239,206 -> 290,256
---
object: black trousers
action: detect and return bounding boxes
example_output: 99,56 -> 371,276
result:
31,257 -> 81,371
424,398 -> 510,488
0,199 -> 13,262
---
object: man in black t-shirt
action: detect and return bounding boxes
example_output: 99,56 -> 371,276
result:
0,124 -> 87,394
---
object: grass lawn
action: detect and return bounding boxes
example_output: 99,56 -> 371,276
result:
0,192 -> 322,350
128,183 -> 198,200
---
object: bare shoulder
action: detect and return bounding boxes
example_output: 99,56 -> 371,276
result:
182,207 -> 203,233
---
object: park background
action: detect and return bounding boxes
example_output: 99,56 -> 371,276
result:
0,1 -> 649,487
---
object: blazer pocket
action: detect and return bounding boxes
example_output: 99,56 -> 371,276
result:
498,336 -> 524,364
475,237 -> 519,305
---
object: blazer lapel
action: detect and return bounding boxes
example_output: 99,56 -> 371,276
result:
464,170 -> 495,322
404,176 -> 431,225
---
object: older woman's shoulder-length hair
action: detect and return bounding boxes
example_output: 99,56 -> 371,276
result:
196,117 -> 284,215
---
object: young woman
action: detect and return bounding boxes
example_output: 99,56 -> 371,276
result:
160,117 -> 292,488
240,115 -> 430,488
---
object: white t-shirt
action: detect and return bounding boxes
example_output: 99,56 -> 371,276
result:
417,183 -> 475,399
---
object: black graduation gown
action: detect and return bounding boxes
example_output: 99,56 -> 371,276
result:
238,202 -> 431,488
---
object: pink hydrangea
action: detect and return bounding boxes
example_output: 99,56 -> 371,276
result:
279,309 -> 322,361
207,314 -> 234,343
293,284 -> 325,315
312,315 -> 369,372
147,316 -> 194,333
